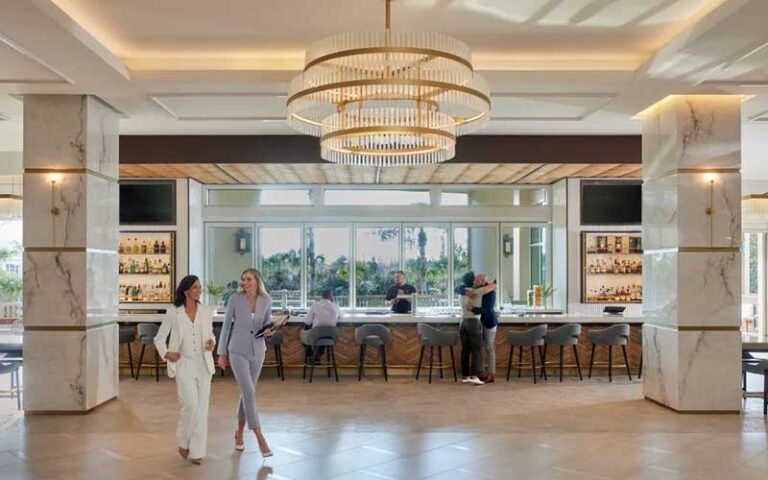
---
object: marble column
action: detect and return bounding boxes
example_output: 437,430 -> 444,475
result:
642,95 -> 742,412
22,95 -> 119,412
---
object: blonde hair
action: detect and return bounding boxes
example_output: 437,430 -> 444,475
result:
239,268 -> 270,297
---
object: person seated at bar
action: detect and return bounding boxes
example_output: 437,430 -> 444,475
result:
385,270 -> 416,314
303,290 -> 342,359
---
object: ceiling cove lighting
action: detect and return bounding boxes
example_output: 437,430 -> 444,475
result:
287,0 -> 490,167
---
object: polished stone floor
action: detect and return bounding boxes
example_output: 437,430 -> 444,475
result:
0,371 -> 767,480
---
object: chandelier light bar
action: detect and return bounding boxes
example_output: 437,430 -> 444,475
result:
287,0 -> 490,167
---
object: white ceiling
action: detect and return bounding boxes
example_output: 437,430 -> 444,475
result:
0,0 -> 766,174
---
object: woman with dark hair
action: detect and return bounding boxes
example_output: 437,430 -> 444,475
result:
154,275 -> 216,464
216,268 -> 274,457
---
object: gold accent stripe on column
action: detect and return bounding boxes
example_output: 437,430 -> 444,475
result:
0,194 -> 23,200
24,167 -> 117,183
645,323 -> 740,332
24,321 -> 117,332
644,247 -> 739,254
644,396 -> 740,414
24,247 -> 117,254
676,168 -> 740,174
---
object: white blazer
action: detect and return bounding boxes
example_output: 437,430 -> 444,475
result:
154,304 -> 217,378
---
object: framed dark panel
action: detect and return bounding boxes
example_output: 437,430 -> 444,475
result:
580,180 -> 642,226
119,180 -> 176,225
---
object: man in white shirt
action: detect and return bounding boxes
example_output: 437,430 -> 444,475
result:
303,290 -> 342,359
305,290 -> 342,328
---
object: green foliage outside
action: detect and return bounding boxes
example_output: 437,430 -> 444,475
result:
0,245 -> 22,302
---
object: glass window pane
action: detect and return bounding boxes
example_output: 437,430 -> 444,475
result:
441,192 -> 469,206
259,227 -> 302,308
404,227 -> 449,307
260,189 -> 312,206
208,226 -> 254,307
306,226 -> 350,307
356,226 -> 400,308
453,226 -> 499,305
326,189 -> 430,206
742,232 -> 759,333
207,190 -> 259,207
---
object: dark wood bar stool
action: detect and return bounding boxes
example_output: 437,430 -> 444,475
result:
587,324 -> 632,382
506,324 -> 548,384
264,331 -> 285,381
354,324 -> 391,381
118,329 -> 136,378
541,324 -> 583,382
135,323 -> 160,382
415,323 -> 458,383
300,326 -> 339,383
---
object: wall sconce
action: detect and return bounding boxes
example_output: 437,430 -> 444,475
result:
235,228 -> 251,256
703,173 -> 717,246
48,174 -> 62,216
502,234 -> 513,257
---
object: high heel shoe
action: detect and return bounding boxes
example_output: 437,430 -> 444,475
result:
235,431 -> 245,451
260,448 -> 274,458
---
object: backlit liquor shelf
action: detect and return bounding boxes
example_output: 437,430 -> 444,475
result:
118,232 -> 175,304
582,232 -> 642,304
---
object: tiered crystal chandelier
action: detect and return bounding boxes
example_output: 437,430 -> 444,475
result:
287,0 -> 490,167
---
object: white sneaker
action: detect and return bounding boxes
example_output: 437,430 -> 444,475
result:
467,376 -> 485,385
461,377 -> 472,383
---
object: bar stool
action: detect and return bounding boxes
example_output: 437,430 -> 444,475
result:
136,323 -> 161,382
541,324 -> 583,382
300,326 -> 339,383
354,324 -> 391,381
416,323 -> 458,384
0,361 -> 21,410
118,329 -> 136,378
587,324 -> 632,382
212,325 -> 226,377
743,353 -> 768,415
264,331 -> 285,381
506,324 -> 548,384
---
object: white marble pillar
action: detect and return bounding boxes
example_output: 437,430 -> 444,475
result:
22,95 -> 119,412
642,95 -> 742,412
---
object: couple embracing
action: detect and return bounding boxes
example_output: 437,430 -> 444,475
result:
457,271 -> 498,385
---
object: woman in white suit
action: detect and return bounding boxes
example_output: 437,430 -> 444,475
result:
154,275 -> 216,465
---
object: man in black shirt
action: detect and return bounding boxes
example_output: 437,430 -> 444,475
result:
385,271 -> 416,314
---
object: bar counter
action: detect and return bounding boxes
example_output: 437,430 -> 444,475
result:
120,311 -> 643,377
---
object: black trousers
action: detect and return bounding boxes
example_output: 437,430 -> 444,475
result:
460,318 -> 483,377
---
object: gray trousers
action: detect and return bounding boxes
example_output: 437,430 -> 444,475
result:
482,326 -> 497,375
229,341 -> 265,429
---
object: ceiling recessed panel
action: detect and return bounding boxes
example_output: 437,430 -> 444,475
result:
150,94 -> 286,120
491,94 -> 614,121
0,36 -> 68,84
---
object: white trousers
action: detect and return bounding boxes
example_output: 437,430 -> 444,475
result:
175,353 -> 212,459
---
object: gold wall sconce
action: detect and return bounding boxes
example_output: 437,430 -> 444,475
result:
48,173 -> 62,216
703,173 -> 717,246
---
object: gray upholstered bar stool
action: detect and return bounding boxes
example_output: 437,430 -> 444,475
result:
506,324 -> 548,383
587,324 -> 632,382
136,323 -> 161,382
542,324 -> 583,382
264,331 -> 285,381
119,329 -> 136,378
300,326 -> 339,383
354,324 -> 391,381
742,354 -> 768,415
415,323 -> 458,383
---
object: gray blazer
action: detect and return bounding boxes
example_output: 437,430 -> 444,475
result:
217,292 -> 272,356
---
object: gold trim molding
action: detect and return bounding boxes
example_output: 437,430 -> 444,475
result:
24,168 -> 117,183
644,247 -> 740,254
24,247 -> 117,254
645,323 -> 740,332
24,321 -> 117,332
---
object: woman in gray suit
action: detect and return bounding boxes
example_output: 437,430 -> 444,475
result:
216,268 -> 274,457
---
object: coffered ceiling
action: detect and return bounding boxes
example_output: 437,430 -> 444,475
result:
0,0 -> 767,177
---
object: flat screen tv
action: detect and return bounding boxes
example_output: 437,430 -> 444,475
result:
119,181 -> 176,225
581,181 -> 641,225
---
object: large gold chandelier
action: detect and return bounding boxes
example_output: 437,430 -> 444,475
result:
287,0 -> 490,167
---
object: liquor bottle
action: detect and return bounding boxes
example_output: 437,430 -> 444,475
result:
118,262 -> 123,274
615,236 -> 622,254
144,258 -> 150,274
118,241 -> 124,254
160,241 -> 167,254
153,240 -> 160,254
163,262 -> 170,274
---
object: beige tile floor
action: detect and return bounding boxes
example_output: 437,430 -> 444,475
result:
0,370 -> 767,480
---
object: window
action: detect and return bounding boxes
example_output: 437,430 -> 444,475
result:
260,189 -> 312,206
742,233 -> 760,333
355,226 -> 400,308
441,192 -> 469,206
325,189 -> 430,206
259,227 -> 302,308
207,226 -> 254,306
452,226 -> 499,305
500,226 -> 548,305
207,190 -> 259,207
404,226 -> 449,306
306,226 -> 350,307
